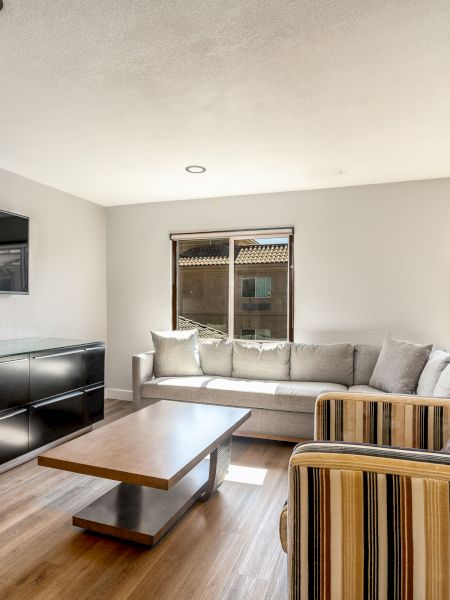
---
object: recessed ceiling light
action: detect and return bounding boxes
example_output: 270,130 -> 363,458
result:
185,165 -> 206,174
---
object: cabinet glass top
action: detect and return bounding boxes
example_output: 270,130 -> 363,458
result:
0,337 -> 104,358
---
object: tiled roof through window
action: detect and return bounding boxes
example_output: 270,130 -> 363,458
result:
178,244 -> 288,267
178,316 -> 227,338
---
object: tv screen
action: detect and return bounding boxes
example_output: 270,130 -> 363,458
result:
0,210 -> 29,294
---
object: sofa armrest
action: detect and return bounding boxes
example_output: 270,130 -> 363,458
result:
286,441 -> 450,600
132,351 -> 155,409
315,391 -> 450,451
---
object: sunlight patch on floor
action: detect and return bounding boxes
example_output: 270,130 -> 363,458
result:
225,464 -> 268,485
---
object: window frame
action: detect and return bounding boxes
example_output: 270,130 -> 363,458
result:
241,276 -> 272,299
171,228 -> 294,342
241,328 -> 272,340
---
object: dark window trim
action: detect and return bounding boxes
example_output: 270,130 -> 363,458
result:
171,239 -> 178,330
288,233 -> 294,342
171,229 -> 294,341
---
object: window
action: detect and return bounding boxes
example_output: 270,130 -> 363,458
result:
241,277 -> 271,298
241,328 -> 272,340
171,228 -> 293,341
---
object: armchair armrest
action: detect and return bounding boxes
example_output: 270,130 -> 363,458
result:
286,441 -> 450,600
132,350 -> 155,409
315,391 -> 450,451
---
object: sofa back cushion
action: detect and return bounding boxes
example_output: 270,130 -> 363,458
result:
369,333 -> 432,394
290,343 -> 354,386
353,344 -> 380,385
232,341 -> 290,381
151,329 -> 203,378
434,364 -> 450,398
199,338 -> 233,377
417,349 -> 450,396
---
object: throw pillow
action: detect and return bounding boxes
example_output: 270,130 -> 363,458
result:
369,333 -> 432,394
199,338 -> 233,377
417,349 -> 450,396
290,343 -> 354,386
434,364 -> 450,398
151,329 -> 203,378
232,340 -> 291,381
353,344 -> 381,385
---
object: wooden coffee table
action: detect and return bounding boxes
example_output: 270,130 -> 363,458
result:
38,400 -> 251,545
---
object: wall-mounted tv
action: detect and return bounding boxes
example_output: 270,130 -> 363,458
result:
0,210 -> 29,294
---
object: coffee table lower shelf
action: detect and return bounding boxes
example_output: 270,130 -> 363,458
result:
73,460 -> 210,545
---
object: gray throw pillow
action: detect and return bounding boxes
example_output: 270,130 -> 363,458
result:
369,333 -> 432,394
232,341 -> 291,381
434,364 -> 450,398
199,338 -> 233,377
353,344 -> 381,385
151,329 -> 203,378
417,349 -> 450,396
290,343 -> 354,386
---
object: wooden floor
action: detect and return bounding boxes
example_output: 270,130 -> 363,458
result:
0,400 -> 292,600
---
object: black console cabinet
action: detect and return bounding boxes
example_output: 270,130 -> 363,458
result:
0,408 -> 29,464
0,355 -> 30,412
0,338 -> 105,466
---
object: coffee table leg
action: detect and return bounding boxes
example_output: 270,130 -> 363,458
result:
201,436 -> 232,500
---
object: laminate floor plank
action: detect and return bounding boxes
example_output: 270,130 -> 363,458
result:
0,399 -> 292,600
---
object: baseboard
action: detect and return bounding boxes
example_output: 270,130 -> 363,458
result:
106,388 -> 133,402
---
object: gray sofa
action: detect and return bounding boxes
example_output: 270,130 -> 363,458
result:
132,337 -> 450,441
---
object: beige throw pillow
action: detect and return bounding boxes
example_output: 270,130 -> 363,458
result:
151,329 -> 203,378
199,338 -> 233,377
232,341 -> 291,381
417,349 -> 450,396
434,364 -> 450,398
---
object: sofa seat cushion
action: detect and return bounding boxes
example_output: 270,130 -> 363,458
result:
141,376 -> 348,414
348,385 -> 384,394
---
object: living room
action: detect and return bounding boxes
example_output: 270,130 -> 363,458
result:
0,2 -> 449,599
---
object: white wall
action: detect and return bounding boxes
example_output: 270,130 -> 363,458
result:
106,178 -> 450,394
0,168 -> 107,343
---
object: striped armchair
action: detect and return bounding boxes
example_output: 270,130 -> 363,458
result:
281,392 -> 450,600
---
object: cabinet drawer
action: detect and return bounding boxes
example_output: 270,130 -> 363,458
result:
30,348 -> 84,402
0,408 -> 29,464
0,356 -> 30,411
84,385 -> 104,425
85,346 -> 105,386
29,391 -> 85,450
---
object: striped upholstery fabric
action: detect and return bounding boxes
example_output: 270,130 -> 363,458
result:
315,392 -> 450,451
279,501 -> 288,552
288,442 -> 450,600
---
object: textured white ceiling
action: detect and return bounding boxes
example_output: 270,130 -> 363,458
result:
0,1 -> 449,206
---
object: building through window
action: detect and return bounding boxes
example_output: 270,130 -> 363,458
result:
241,277 -> 272,298
171,229 -> 293,341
